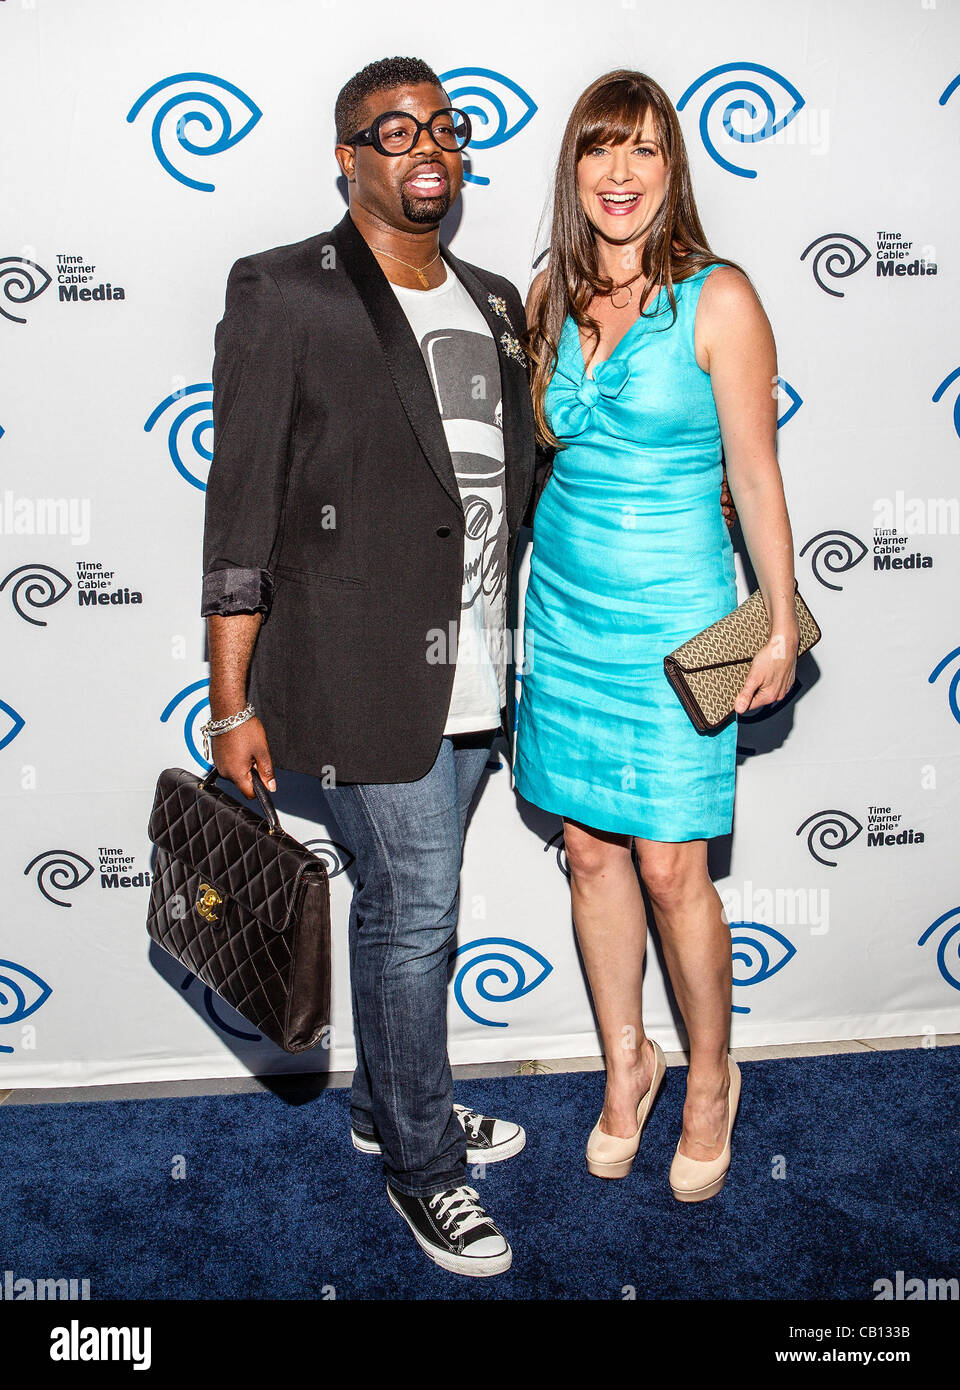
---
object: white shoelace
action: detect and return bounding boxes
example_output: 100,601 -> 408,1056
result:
428,1185 -> 490,1238
453,1104 -> 484,1141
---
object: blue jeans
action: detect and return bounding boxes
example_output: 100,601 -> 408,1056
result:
322,730 -> 496,1197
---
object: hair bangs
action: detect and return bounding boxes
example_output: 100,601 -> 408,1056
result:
574,87 -> 661,161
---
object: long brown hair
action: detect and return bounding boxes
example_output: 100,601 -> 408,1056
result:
525,69 -> 744,449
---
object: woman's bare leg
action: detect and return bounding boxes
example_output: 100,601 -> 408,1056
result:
634,837 -> 731,1159
563,819 -> 656,1137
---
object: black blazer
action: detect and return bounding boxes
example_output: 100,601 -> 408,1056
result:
201,209 -> 539,783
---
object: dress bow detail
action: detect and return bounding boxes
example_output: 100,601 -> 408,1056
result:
550,354 -> 631,438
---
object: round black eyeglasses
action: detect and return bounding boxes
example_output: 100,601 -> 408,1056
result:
343,107 -> 472,157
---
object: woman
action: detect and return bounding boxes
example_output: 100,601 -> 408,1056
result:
514,70 -> 799,1201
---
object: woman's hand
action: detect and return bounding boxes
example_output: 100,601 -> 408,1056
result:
734,629 -> 799,715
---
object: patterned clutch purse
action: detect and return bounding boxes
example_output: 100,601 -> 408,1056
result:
663,579 -> 821,732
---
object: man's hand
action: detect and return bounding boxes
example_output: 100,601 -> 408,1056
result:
720,464 -> 738,531
205,613 -> 272,796
211,717 -> 277,797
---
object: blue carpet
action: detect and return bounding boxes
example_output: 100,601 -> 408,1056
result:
2,1050 -> 956,1300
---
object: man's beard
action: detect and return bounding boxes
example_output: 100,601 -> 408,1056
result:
400,186 -> 452,224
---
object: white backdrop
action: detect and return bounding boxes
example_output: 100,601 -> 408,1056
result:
2,0 -> 959,1086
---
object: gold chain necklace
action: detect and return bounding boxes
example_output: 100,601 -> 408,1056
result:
608,271 -> 644,309
370,242 -> 442,288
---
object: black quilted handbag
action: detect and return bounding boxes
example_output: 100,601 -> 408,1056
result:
146,764 -> 331,1052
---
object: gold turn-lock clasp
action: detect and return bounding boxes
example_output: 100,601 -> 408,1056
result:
195,883 -> 224,923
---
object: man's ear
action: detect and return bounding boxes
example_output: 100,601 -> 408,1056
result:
335,143 -> 356,182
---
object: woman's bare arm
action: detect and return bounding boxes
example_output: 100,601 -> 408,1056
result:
697,267 -> 799,713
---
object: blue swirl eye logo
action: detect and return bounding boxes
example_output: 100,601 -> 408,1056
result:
677,63 -> 803,178
932,367 -> 960,442
0,959 -> 52,1053
0,257 -> 51,325
0,564 -> 72,626
453,936 -> 553,1027
303,839 -> 355,878
126,73 -> 262,192
796,809 -> 862,868
145,383 -> 213,490
800,234 -> 871,298
929,648 -> 960,725
160,679 -> 211,769
179,973 -> 261,1042
918,907 -> 960,991
729,922 -> 796,1014
799,529 -> 868,590
438,68 -> 537,185
24,849 -> 95,907
0,696 -> 26,750
775,377 -> 802,428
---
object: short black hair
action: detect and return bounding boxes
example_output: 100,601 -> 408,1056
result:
335,56 -> 446,143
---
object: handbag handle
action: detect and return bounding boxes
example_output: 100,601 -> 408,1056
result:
200,763 -> 283,834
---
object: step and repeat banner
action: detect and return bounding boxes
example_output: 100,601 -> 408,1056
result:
2,0 -> 959,1085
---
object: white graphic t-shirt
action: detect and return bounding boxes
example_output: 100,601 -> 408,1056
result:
389,266 -> 507,736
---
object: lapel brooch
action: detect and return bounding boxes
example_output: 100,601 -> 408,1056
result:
499,330 -> 527,367
488,294 -> 527,365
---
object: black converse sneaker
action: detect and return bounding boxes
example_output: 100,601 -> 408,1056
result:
387,1182 -> 512,1277
352,1103 -> 525,1165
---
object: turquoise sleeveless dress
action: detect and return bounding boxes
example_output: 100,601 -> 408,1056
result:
513,264 -> 737,841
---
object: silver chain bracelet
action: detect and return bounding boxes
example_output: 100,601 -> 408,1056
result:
200,702 -> 255,762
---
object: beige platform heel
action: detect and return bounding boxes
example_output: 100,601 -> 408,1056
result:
586,1038 -> 666,1179
669,1056 -> 741,1202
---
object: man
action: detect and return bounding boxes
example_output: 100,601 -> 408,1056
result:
200,56 -> 537,1278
